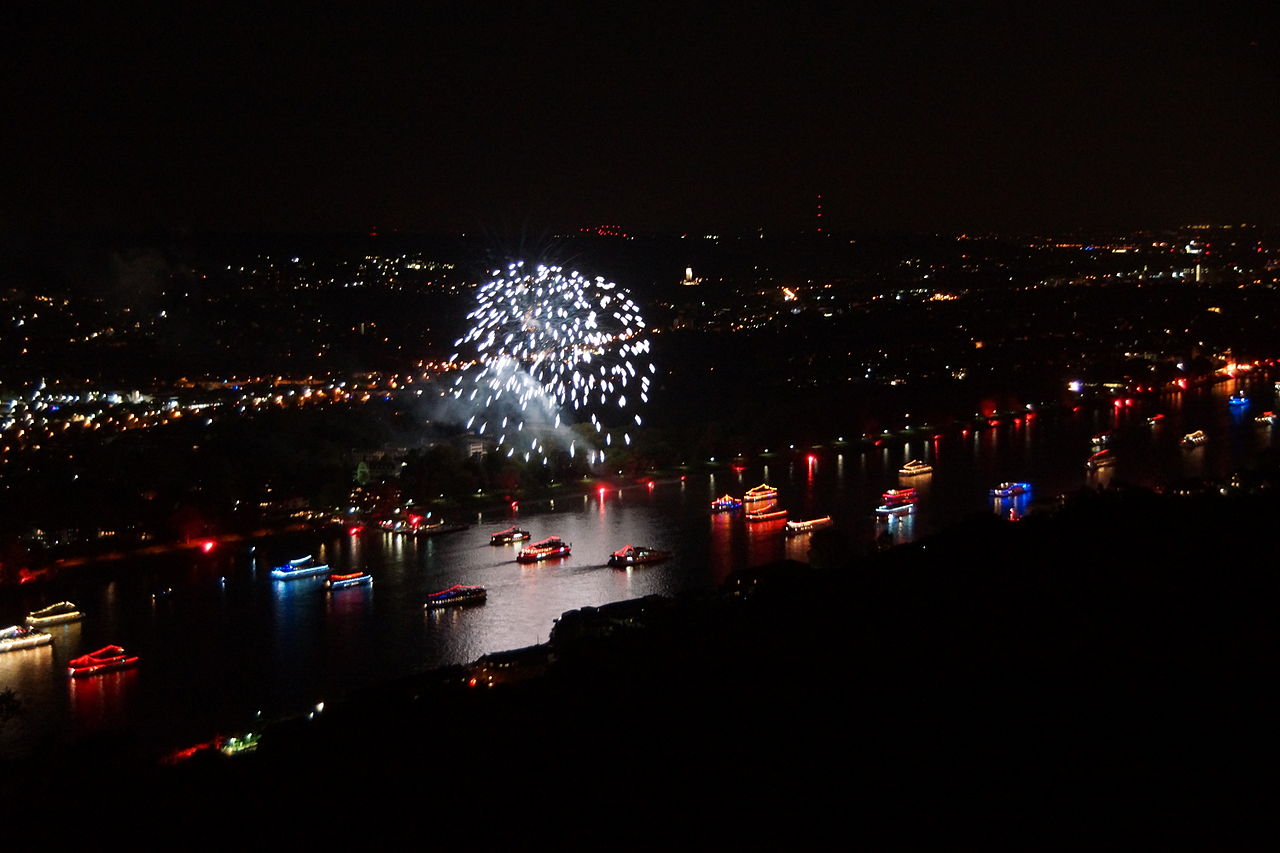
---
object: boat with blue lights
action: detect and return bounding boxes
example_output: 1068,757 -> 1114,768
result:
0,624 -> 53,653
270,555 -> 330,580
424,584 -> 487,608
25,601 -> 84,627
989,482 -> 1031,498
710,494 -> 743,512
876,502 -> 915,516
784,516 -> 833,535
67,645 -> 139,677
517,537 -> 571,563
1229,395 -> 1249,407
489,526 -> 532,545
608,545 -> 672,567
325,570 -> 373,590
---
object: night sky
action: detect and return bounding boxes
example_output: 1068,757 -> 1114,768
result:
4,2 -> 1278,235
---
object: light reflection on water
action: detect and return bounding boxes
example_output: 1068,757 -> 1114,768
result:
0,375 -> 1276,760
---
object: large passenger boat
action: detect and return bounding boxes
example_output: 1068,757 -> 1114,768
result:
424,584 -> 487,609
784,516 -> 832,535
270,556 -> 330,580
517,537 -> 572,563
67,645 -> 139,677
25,601 -> 84,627
325,570 -> 373,589
743,484 -> 778,504
710,494 -> 743,512
608,545 -> 672,567
899,459 -> 932,476
489,526 -> 532,545
0,625 -> 54,653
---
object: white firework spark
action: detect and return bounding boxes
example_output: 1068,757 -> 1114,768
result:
450,261 -> 654,465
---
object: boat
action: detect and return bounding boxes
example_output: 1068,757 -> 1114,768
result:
1255,411 -> 1277,425
516,536 -> 572,563
415,521 -> 469,538
744,508 -> 788,523
882,488 -> 917,505
24,601 -> 84,627
1147,413 -> 1165,425
743,484 -> 778,504
989,482 -> 1032,497
1090,432 -> 1111,446
876,503 -> 915,516
489,526 -> 532,545
270,555 -> 330,580
424,584 -> 487,608
1086,449 -> 1115,470
1228,395 -> 1249,407
325,570 -> 373,589
67,645 -> 139,677
1182,430 -> 1208,446
608,545 -> 672,567
899,459 -> 932,476
710,494 -> 743,512
0,624 -> 54,653
783,516 -> 833,535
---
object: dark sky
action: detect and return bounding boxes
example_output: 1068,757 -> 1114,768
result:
4,2 -> 1278,235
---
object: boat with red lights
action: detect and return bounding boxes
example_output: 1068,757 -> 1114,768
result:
424,584 -> 487,609
325,570 -> 373,589
784,516 -> 832,535
989,482 -> 1031,498
25,601 -> 84,627
270,555 -> 330,580
489,526 -> 532,545
1255,411 -> 1277,425
1086,449 -> 1115,469
881,488 -> 916,506
67,645 -> 139,677
517,537 -> 571,563
745,508 -> 788,523
608,545 -> 672,567
710,494 -> 743,512
0,624 -> 53,653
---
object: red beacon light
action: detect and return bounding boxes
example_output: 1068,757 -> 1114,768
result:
200,540 -> 216,553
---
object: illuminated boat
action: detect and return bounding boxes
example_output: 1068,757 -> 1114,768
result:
608,545 -> 672,567
1090,432 -> 1111,447
517,537 -> 571,563
1182,430 -> 1208,446
898,459 -> 932,476
1255,411 -> 1277,424
989,482 -> 1031,498
881,488 -> 917,506
0,624 -> 53,653
875,503 -> 915,516
783,516 -> 833,535
710,494 -> 743,512
1085,449 -> 1115,470
489,526 -> 532,545
745,508 -> 788,523
1229,395 -> 1249,406
743,484 -> 778,504
325,570 -> 373,589
1147,413 -> 1165,425
219,732 -> 262,756
416,521 -> 469,537
67,645 -> 139,677
270,555 -> 330,580
424,584 -> 487,608
25,601 -> 84,627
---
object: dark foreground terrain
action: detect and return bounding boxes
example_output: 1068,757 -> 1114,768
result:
3,485 -> 1274,847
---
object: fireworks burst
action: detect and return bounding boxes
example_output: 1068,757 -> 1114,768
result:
450,261 -> 655,465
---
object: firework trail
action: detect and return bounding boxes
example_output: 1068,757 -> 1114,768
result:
450,261 -> 654,465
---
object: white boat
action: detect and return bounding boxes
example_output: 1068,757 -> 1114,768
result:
0,625 -> 53,653
899,459 -> 932,476
270,555 -> 330,580
1182,430 -> 1208,446
876,503 -> 916,516
783,516 -> 833,535
25,601 -> 84,627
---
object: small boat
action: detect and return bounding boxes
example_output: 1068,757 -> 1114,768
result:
743,484 -> 778,504
517,537 -> 572,563
899,459 -> 932,476
67,645 -> 139,677
1086,449 -> 1115,470
784,516 -> 833,535
219,732 -> 262,756
1147,413 -> 1165,425
608,545 -> 672,567
416,521 -> 469,538
0,624 -> 54,653
989,482 -> 1032,498
881,488 -> 917,506
1229,395 -> 1249,407
25,601 -> 84,627
424,584 -> 487,609
745,508 -> 788,523
1090,432 -> 1112,446
489,526 -> 532,545
876,503 -> 915,516
1182,430 -> 1208,446
1255,411 -> 1277,425
710,494 -> 743,512
325,570 -> 373,589
270,555 -> 330,580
